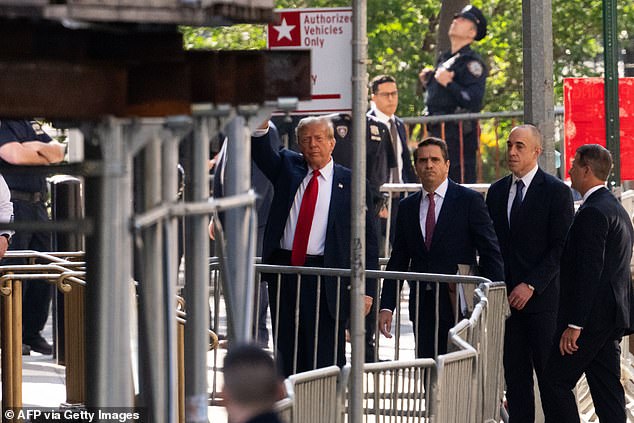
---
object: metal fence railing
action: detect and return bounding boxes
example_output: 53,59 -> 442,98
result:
401,108 -> 565,185
266,279 -> 507,423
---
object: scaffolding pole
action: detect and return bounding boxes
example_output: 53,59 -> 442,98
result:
223,114 -> 255,343
184,114 -> 211,423
85,119 -> 134,411
350,0 -> 368,422
522,0 -> 556,175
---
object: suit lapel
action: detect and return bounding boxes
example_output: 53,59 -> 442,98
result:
500,175 -> 512,229
408,191 -> 425,248
327,165 -> 345,234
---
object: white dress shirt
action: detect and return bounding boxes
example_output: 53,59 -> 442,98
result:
507,164 -> 539,222
280,159 -> 334,255
419,178 -> 448,238
370,105 -> 403,183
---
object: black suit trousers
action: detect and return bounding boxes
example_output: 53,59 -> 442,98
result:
542,327 -> 625,423
2,200 -> 53,342
503,310 -> 556,422
266,250 -> 345,377
410,285 -> 453,358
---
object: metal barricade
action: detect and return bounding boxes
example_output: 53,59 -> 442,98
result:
0,251 -> 85,414
0,252 -> 205,423
431,319 -> 477,423
286,365 -> 341,423
354,358 -> 435,422
274,397 -> 294,423
210,260 -> 510,421
478,282 -> 510,422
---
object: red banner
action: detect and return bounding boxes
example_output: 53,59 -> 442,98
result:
563,77 -> 634,180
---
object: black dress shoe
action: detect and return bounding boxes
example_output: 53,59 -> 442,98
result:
25,336 -> 52,355
22,344 -> 31,355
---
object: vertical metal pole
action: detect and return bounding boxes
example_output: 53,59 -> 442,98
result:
85,118 -> 134,411
184,114 -> 210,423
522,0 -> 556,175
603,0 -> 620,186
351,0 -> 368,422
223,115 -> 254,342
136,124 -> 178,423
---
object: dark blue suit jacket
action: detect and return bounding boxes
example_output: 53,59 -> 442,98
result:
486,168 -> 574,313
252,131 -> 379,318
559,187 -> 633,331
380,180 -> 504,321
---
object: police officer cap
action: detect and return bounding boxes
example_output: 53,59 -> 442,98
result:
454,5 -> 487,41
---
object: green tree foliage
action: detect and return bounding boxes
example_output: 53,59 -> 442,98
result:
182,0 -> 634,115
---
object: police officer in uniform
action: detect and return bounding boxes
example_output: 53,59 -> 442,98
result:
0,119 -> 66,355
330,113 -> 395,217
419,5 -> 488,184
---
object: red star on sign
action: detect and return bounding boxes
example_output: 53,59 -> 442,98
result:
268,11 -> 301,47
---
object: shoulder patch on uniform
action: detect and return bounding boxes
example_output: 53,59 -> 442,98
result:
336,125 -> 348,138
467,61 -> 483,77
31,121 -> 44,135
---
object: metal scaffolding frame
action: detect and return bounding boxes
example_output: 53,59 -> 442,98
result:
0,1 -> 622,423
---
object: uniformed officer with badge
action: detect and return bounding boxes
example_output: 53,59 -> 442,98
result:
329,112 -> 396,218
418,4 -> 488,184
0,119 -> 66,355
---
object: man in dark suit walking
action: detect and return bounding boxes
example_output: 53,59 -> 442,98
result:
378,137 -> 503,358
252,116 -> 379,376
542,144 -> 633,423
486,125 -> 574,422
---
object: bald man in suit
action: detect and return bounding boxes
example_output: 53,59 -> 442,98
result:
486,125 -> 573,422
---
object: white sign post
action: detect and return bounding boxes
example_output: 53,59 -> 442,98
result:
267,7 -> 352,114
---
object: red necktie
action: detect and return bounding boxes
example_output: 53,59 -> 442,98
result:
425,192 -> 436,250
291,169 -> 321,266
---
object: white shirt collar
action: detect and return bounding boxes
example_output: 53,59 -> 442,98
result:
423,178 -> 449,199
582,184 -> 605,202
512,164 -> 539,188
308,158 -> 334,182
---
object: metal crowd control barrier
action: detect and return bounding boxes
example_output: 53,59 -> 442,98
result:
431,319 -> 478,422
355,358 -> 435,422
0,251 -> 85,414
285,365 -> 341,423
0,251 -> 216,423
274,396 -> 293,423
271,281 -> 507,423
210,257 -> 513,422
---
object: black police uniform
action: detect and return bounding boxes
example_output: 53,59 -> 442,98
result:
330,113 -> 396,214
424,44 -> 487,183
0,120 -> 55,354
